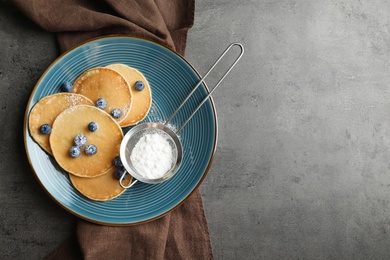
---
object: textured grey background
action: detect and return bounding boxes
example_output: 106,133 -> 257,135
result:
2,0 -> 390,259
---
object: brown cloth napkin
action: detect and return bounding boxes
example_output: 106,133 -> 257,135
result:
11,0 -> 214,259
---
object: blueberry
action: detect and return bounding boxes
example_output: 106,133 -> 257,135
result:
96,98 -> 107,109
88,122 -> 98,132
111,108 -> 122,118
85,144 -> 98,155
39,124 -> 51,135
134,80 -> 144,91
61,81 -> 73,92
74,134 -> 87,147
113,156 -> 123,168
69,146 -> 81,158
114,169 -> 126,180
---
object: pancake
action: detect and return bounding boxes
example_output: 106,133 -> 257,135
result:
28,93 -> 94,154
50,105 -> 123,178
69,167 -> 131,201
72,67 -> 133,124
106,64 -> 152,127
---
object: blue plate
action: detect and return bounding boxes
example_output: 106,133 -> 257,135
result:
24,36 -> 217,225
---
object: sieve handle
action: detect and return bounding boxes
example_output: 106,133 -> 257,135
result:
165,42 -> 244,134
119,170 -> 138,189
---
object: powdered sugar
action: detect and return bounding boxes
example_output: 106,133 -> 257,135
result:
130,131 -> 174,179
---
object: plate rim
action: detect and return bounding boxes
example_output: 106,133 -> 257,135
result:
23,34 -> 218,226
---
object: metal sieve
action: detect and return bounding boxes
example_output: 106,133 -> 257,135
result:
119,43 -> 244,188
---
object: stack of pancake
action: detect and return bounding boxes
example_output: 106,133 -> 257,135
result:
28,64 -> 152,201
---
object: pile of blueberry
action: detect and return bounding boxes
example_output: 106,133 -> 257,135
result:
113,156 -> 126,180
69,122 -> 99,158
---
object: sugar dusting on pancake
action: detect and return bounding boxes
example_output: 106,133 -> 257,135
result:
28,93 -> 94,154
50,105 -> 123,178
72,67 -> 133,124
106,64 -> 152,127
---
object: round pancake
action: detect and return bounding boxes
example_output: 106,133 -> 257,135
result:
50,105 -> 123,178
28,93 -> 94,154
106,64 -> 152,127
72,67 -> 132,124
69,167 -> 131,201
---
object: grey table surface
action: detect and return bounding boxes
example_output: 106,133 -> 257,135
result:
2,0 -> 390,259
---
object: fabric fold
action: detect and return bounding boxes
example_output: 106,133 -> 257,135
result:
11,0 -> 195,54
